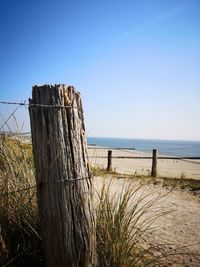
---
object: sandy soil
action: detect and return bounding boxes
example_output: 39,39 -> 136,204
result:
94,176 -> 200,267
88,147 -> 200,180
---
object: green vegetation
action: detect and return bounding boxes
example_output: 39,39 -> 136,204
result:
160,177 -> 200,191
96,180 -> 175,267
90,165 -> 119,177
0,135 -> 198,266
0,134 -> 44,266
91,165 -> 200,192
180,172 -> 186,179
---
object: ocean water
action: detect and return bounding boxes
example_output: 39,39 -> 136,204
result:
87,137 -> 200,157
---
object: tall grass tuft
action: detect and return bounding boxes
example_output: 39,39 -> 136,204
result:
0,133 -> 44,266
95,179 -> 174,267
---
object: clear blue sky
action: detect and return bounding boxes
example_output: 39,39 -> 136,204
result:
0,0 -> 200,140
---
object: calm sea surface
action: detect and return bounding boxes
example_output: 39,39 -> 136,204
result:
87,137 -> 200,157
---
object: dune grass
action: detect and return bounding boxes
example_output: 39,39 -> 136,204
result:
0,134 -> 44,266
95,179 -> 176,267
0,134 -> 194,266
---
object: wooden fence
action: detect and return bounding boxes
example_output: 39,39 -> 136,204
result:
88,148 -> 200,178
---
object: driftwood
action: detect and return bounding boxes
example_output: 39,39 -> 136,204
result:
29,84 -> 96,267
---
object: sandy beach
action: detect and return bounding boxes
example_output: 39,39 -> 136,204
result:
88,147 -> 200,180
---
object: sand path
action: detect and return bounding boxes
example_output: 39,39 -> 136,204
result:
94,177 -> 200,266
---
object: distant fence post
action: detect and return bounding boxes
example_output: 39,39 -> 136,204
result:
151,149 -> 157,177
106,150 -> 112,172
29,85 -> 96,267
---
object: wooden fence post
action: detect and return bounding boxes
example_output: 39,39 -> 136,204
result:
29,84 -> 96,267
151,149 -> 157,177
106,150 -> 112,172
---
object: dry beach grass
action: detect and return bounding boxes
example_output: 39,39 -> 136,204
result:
0,135 -> 200,266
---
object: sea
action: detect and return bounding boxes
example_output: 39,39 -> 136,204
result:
87,137 -> 200,157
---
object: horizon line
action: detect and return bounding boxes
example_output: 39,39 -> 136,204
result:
87,136 -> 200,142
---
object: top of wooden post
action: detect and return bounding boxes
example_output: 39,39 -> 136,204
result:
30,84 -> 81,107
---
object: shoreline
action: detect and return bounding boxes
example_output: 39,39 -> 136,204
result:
87,137 -> 200,158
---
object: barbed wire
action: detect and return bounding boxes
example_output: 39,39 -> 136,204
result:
0,100 -> 82,110
0,99 -> 199,182
0,100 -> 199,151
1,185 -> 37,198
0,176 -> 92,198
0,101 -> 27,106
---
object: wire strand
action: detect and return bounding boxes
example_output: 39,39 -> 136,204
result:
0,101 -> 82,109
0,176 -> 92,198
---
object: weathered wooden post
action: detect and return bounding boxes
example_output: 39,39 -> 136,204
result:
106,150 -> 112,172
29,84 -> 96,267
151,149 -> 157,177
